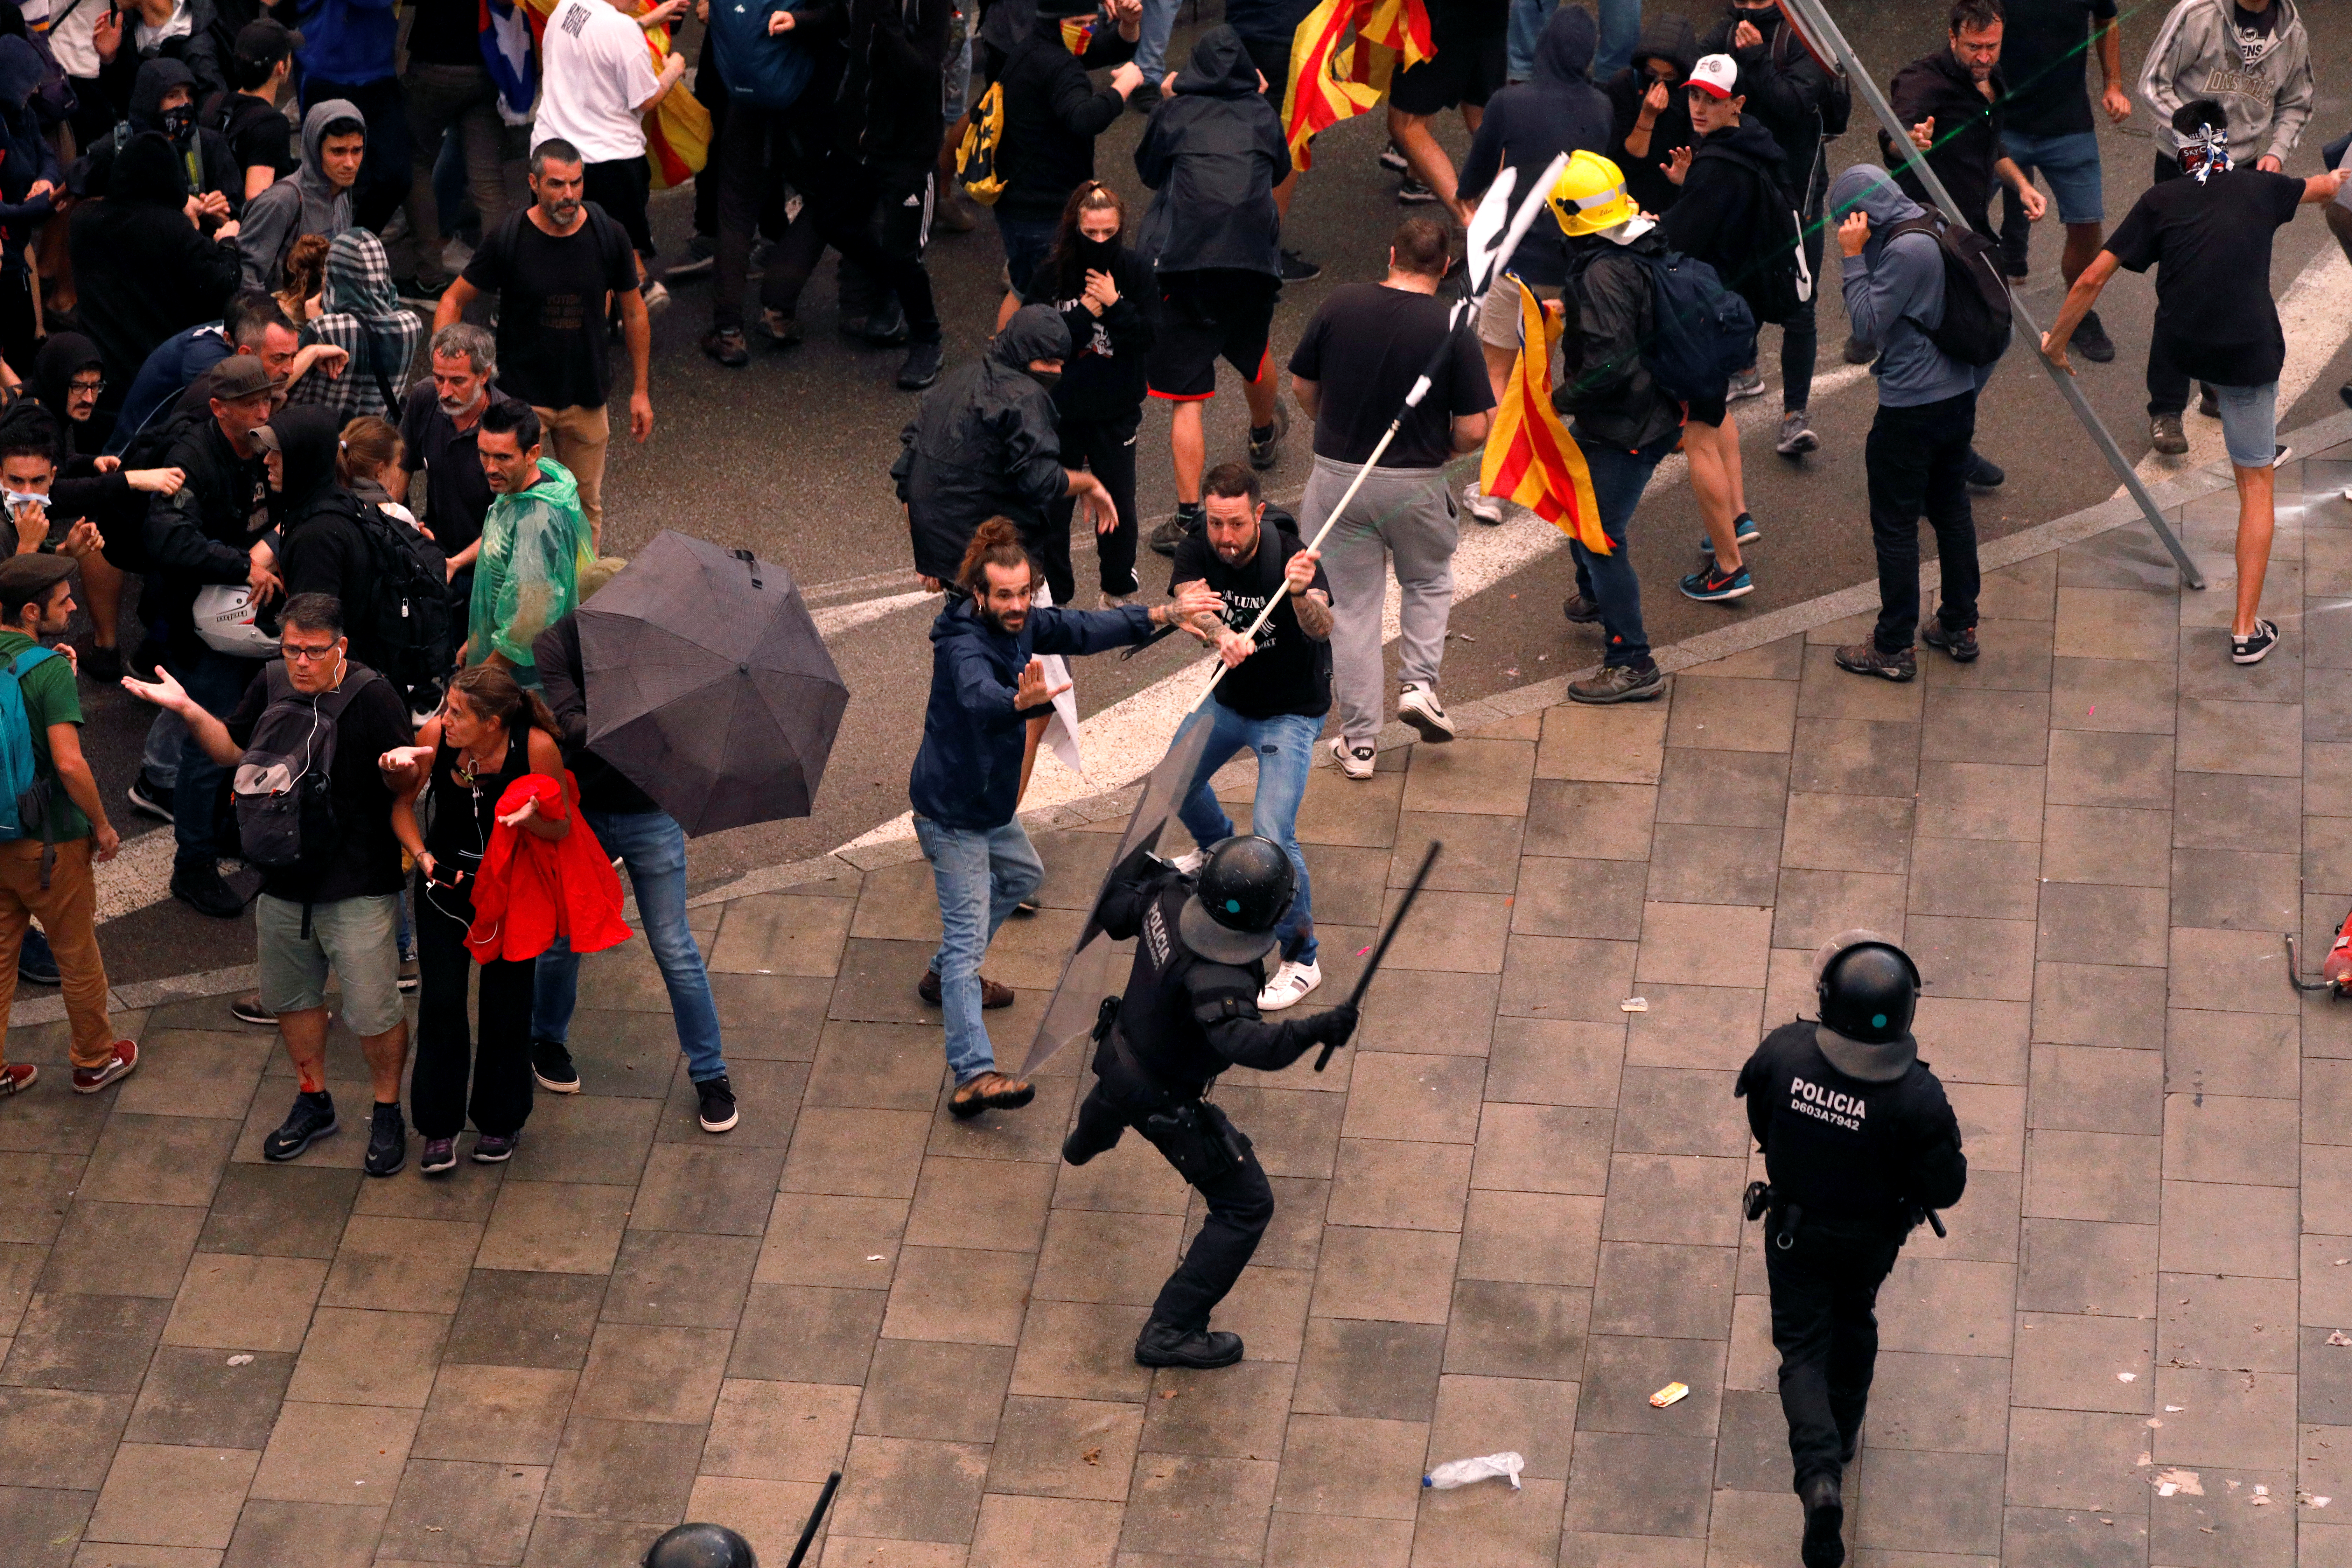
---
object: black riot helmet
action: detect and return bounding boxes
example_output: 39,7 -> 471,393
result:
1178,834 -> 1296,965
1814,930 -> 1922,1045
644,1522 -> 757,1568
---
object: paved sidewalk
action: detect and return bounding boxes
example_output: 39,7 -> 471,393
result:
6,436 -> 2352,1566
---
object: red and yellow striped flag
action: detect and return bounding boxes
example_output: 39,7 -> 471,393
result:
1281,0 -> 1434,170
1481,279 -> 1607,553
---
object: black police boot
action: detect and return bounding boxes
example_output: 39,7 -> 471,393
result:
1800,1474 -> 1845,1568
1135,1319 -> 1245,1369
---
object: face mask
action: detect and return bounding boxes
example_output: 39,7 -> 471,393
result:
160,105 -> 195,142
3,490 -> 44,514
1029,369 -> 1062,389
1076,234 -> 1119,270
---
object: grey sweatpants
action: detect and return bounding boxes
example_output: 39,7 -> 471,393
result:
1299,454 -> 1457,746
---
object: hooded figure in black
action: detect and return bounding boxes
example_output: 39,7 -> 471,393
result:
1457,5 -> 1609,290
78,58 -> 241,218
260,405 -> 376,659
31,334 -> 112,458
1133,26 -> 1289,279
0,36 -> 59,377
69,131 -> 243,396
895,304 -> 1085,601
1603,13 -> 1698,217
980,0 -> 1139,229
96,0 -> 228,112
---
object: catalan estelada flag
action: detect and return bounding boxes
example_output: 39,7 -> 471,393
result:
1281,0 -> 1434,170
1481,279 -> 1607,553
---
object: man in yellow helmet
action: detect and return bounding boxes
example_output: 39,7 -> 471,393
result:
1550,149 -> 1682,705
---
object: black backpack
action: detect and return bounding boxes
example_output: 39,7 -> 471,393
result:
1882,210 -> 2012,368
233,659 -> 377,872
1775,22 -> 1850,139
346,501 -> 453,719
1689,141 -> 1812,326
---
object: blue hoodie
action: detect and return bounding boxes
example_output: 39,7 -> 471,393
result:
1828,163 -> 1983,409
1457,5 -> 1610,289
294,0 -> 399,86
909,596 -> 1154,831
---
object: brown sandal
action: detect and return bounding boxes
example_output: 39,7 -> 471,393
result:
950,1071 -> 1036,1119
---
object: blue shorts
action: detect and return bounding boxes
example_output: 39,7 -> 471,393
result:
2212,381 -> 2277,470
1999,128 -> 2104,226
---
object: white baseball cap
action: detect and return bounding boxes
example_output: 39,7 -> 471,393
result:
1688,52 -> 1740,99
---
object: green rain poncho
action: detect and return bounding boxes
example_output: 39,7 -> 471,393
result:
468,456 -> 591,678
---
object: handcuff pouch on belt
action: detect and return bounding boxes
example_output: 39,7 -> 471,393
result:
1742,1182 -> 1803,1250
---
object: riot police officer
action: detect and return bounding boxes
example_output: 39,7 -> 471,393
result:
1064,834 -> 1359,1370
1734,930 -> 1967,1568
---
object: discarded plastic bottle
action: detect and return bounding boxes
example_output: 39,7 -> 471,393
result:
1423,1452 -> 1525,1490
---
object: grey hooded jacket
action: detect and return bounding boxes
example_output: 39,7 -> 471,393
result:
2138,0 -> 2313,164
237,98 -> 362,292
1828,164 -> 1980,410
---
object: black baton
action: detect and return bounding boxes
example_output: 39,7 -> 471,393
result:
1316,840 -> 1442,1071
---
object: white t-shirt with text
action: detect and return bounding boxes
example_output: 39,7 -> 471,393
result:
531,0 -> 660,165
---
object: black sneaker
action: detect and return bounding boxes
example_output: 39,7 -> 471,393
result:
2197,385 -> 2220,419
1277,248 -> 1321,282
666,232 -> 717,279
16,926 -> 57,986
419,1136 -> 457,1176
532,1039 -> 580,1094
1698,512 -> 1760,555
364,1102 -> 406,1177
2231,618 -> 2280,665
695,1074 -> 739,1133
1679,564 -> 1754,602
1247,402 -> 1287,470
228,990 -> 273,1026
897,339 -> 945,390
471,1132 -> 520,1163
701,328 -> 749,369
842,307 -> 909,346
1833,641 -> 1916,682
2341,380 -> 2352,413
262,1090 -> 337,1161
85,645 -> 121,683
1135,1319 -> 1245,1368
1561,593 -> 1603,624
1568,663 -> 1665,704
1921,622 -> 1980,663
1378,141 -> 1408,172
126,771 -> 174,822
171,863 -> 245,918
1964,451 -> 2005,489
1397,177 -> 1438,205
2073,309 -> 2115,364
393,274 -> 451,307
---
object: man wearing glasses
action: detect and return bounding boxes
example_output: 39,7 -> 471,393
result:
122,593 -> 422,1176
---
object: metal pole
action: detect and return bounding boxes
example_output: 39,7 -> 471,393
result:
1780,0 -> 2205,589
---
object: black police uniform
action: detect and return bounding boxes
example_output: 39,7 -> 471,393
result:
1734,1020 -> 1967,1490
1065,860 -> 1348,1339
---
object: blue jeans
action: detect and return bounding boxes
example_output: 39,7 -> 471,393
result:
1175,704 -> 1320,966
997,214 -> 1057,301
1135,0 -> 1176,86
531,807 -> 729,1083
1508,0 -> 1639,80
1572,430 -> 1676,669
914,815 -> 1044,1084
172,647 -> 265,870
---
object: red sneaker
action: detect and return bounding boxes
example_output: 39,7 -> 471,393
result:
71,1040 -> 138,1094
0,1062 -> 34,1096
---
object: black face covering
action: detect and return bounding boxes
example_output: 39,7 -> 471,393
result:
1074,234 -> 1119,274
161,104 -> 196,144
1029,369 -> 1063,389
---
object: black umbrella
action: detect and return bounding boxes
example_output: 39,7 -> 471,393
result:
577,531 -> 848,837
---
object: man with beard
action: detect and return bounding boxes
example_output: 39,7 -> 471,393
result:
394,323 -> 523,610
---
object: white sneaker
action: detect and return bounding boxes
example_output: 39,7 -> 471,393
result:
1461,480 -> 1505,525
1171,848 -> 1206,875
1398,682 -> 1455,742
1329,735 -> 1376,779
1258,958 -> 1322,1011
641,280 -> 672,313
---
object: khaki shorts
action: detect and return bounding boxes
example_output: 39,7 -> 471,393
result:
1477,277 -> 1561,351
255,891 -> 406,1038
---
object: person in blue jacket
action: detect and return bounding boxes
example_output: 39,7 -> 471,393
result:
907,516 -> 1219,1118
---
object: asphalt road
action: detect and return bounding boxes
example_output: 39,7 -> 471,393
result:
72,0 -> 2352,985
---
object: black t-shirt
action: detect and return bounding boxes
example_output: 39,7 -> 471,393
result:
207,92 -> 294,179
408,0 -> 488,64
1286,283 -> 1493,468
2104,168 -> 2304,387
399,384 -> 523,558
1169,523 -> 1331,721
226,665 -> 416,905
1997,0 -> 2118,137
460,207 -> 639,411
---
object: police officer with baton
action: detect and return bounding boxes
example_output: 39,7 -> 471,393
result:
1063,834 -> 1362,1369
1734,930 -> 1967,1568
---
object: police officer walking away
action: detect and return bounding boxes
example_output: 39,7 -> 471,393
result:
1734,931 -> 1967,1568
1064,835 -> 1358,1368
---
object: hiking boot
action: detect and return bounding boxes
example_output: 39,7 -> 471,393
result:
1135,1320 -> 1245,1368
2197,384 -> 2220,419
1462,480 -> 1505,524
700,328 -> 749,369
1397,681 -> 1455,741
1247,401 -> 1288,470
950,1070 -> 1035,1119
1680,564 -> 1754,602
419,1136 -> 457,1176
71,1040 -> 138,1094
1698,512 -> 1760,556
666,232 -> 717,279
1776,410 -> 1820,456
1833,641 -> 1916,682
229,991 -> 273,1026
263,1090 -> 337,1161
0,1062 -> 33,1096
172,862 -> 244,918
920,969 -> 1014,1008
1398,177 -> 1438,204
1277,247 -> 1322,282
897,339 -> 945,391
2231,618 -> 2281,665
1329,735 -> 1376,779
1150,503 -> 1202,556
2073,309 -> 2115,363
1800,1475 -> 1845,1568
1561,592 -> 1603,624
471,1131 -> 520,1163
1921,622 -> 1980,663
1964,451 -> 2005,489
17,927 -> 57,986
1568,662 -> 1665,704
1259,958 -> 1321,1011
364,1102 -> 406,1177
758,308 -> 802,347
695,1074 -> 739,1133
126,770 -> 173,822
531,1039 -> 580,1094
2150,413 -> 2188,455
1842,334 -> 1875,365
1727,365 -> 1766,401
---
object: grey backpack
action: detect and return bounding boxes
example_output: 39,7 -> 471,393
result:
233,663 -> 378,872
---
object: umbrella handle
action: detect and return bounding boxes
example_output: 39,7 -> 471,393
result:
730,548 -> 764,590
